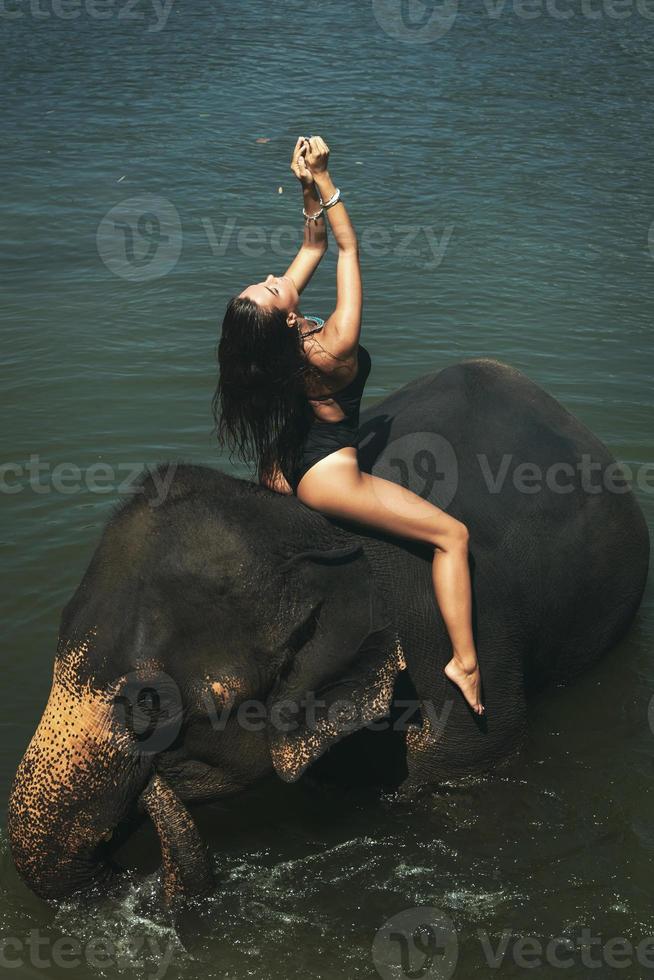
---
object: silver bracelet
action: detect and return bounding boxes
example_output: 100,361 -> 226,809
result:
303,206 -> 324,221
320,187 -> 341,210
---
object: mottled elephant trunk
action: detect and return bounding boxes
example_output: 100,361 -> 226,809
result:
9,651 -> 213,905
7,660 -> 150,901
140,774 -> 214,904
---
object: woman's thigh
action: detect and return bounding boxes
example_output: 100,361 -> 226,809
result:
296,447 -> 461,547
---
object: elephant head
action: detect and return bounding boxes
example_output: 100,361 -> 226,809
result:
8,464 -> 406,903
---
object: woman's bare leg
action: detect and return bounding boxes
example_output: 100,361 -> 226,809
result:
432,524 -> 484,714
296,448 -> 484,714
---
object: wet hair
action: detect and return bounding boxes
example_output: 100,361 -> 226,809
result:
212,296 -> 323,487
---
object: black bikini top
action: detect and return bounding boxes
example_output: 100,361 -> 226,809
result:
308,344 -> 371,420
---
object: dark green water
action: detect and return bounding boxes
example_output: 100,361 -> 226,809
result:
1,1 -> 652,977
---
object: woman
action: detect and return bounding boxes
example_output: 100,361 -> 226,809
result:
213,136 -> 484,715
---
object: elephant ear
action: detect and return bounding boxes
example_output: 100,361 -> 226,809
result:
267,543 -> 406,783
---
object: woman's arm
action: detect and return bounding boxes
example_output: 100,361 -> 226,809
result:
284,137 -> 328,295
305,137 -> 362,359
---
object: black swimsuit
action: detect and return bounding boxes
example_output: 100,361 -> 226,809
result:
287,342 -> 372,493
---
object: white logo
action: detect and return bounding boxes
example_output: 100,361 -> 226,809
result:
373,906 -> 459,979
370,431 -> 459,516
114,670 -> 183,755
372,0 -> 459,42
97,194 -> 182,281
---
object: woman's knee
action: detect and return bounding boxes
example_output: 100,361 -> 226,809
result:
431,516 -> 469,552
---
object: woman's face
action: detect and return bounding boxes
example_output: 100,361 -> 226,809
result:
239,274 -> 299,314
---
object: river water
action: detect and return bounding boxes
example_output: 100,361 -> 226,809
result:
1,1 -> 652,977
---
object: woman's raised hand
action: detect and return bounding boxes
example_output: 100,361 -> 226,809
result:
304,136 -> 330,175
290,136 -> 313,187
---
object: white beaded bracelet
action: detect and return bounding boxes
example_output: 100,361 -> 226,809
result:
303,206 -> 324,221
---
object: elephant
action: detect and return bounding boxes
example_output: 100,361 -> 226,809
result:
8,357 -> 649,904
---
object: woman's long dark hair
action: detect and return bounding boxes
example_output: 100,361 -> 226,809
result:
212,296 -> 325,487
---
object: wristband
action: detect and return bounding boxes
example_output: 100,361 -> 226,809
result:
320,188 -> 341,210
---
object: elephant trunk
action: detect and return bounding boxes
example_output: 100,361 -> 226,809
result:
9,658 -> 213,905
140,774 -> 214,904
8,664 -> 150,901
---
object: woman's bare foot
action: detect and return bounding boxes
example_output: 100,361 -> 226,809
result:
444,656 -> 485,715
